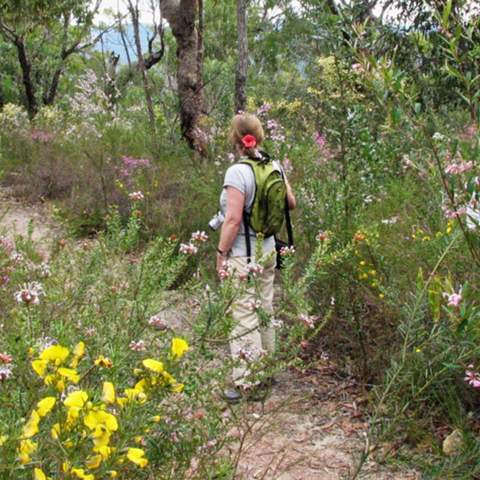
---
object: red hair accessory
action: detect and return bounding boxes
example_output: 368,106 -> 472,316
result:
241,134 -> 257,149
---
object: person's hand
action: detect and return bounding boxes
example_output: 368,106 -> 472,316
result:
216,253 -> 227,279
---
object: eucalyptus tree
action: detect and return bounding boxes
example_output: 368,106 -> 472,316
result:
160,0 -> 206,152
0,0 -> 106,117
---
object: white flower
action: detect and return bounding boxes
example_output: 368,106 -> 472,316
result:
14,282 -> 45,305
432,132 -> 445,141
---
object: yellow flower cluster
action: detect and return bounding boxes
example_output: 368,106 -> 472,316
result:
32,342 -> 85,392
14,337 -> 190,478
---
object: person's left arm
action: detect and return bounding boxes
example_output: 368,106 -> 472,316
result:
216,186 -> 245,275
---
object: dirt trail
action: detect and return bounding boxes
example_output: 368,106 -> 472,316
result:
0,189 -> 418,480
0,187 -> 61,256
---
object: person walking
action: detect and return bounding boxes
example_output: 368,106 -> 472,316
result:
216,113 -> 296,402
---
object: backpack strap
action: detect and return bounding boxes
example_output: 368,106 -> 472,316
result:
243,210 -> 252,264
285,196 -> 294,247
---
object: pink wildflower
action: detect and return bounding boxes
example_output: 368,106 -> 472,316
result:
298,313 -> 318,329
148,314 -> 168,330
191,231 -> 209,243
464,365 -> 480,388
128,191 -> 144,201
245,299 -> 262,311
0,352 -> 12,364
279,245 -> 295,256
179,243 -> 198,255
443,290 -> 462,307
0,366 -> 12,382
30,129 -> 55,143
14,282 -> 45,305
129,340 -> 146,352
316,230 -> 329,242
218,260 -> 233,280
247,263 -> 263,278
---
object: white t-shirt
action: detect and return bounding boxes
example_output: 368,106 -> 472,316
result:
220,158 -> 282,258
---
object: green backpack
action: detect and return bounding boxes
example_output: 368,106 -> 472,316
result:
240,153 -> 287,237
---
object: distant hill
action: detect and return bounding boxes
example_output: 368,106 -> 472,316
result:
93,24 -> 152,64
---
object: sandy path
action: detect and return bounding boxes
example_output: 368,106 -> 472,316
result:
0,187 -> 61,256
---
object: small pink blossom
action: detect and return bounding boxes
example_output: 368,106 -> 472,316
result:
445,161 -> 473,175
218,261 -> 233,280
464,366 -> 480,388
0,366 -> 12,382
148,314 -> 168,330
85,327 -> 96,337
245,299 -> 262,311
129,340 -> 146,351
0,352 -> 12,364
128,191 -> 144,201
30,129 -> 55,143
443,207 -> 467,220
279,245 -> 295,256
179,242 -> 198,255
316,230 -> 329,242
443,291 -> 462,307
247,263 -> 263,278
298,313 -> 318,329
14,282 -> 45,305
191,231 -> 209,243
256,103 -> 272,116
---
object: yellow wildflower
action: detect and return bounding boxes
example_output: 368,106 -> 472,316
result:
40,345 -> 69,365
142,358 -> 164,373
86,454 -> 103,469
152,415 -> 161,423
93,445 -> 113,459
71,468 -> 95,480
102,382 -> 115,404
22,410 -> 40,438
0,434 -> 8,445
84,410 -> 118,434
70,341 -> 85,368
18,439 -> 37,464
57,367 -> 80,384
127,447 -> 148,467
32,359 -> 47,377
171,337 -> 189,359
108,472 -> 118,478
64,390 -> 88,408
94,356 -> 113,368
36,397 -> 56,417
171,382 -> 185,393
34,468 -> 50,480
51,423 -> 61,439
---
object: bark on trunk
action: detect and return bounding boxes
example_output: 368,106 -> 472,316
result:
15,38 -> 37,117
235,0 -> 248,113
160,0 -> 205,153
128,0 -> 156,132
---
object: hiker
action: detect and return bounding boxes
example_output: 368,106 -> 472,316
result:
216,113 -> 296,401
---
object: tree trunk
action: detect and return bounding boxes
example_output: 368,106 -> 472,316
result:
128,0 -> 156,132
235,0 -> 248,113
14,38 -> 37,117
160,0 -> 205,153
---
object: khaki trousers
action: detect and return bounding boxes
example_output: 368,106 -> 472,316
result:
229,255 -> 276,386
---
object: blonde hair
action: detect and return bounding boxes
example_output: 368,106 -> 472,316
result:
229,113 -> 265,158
